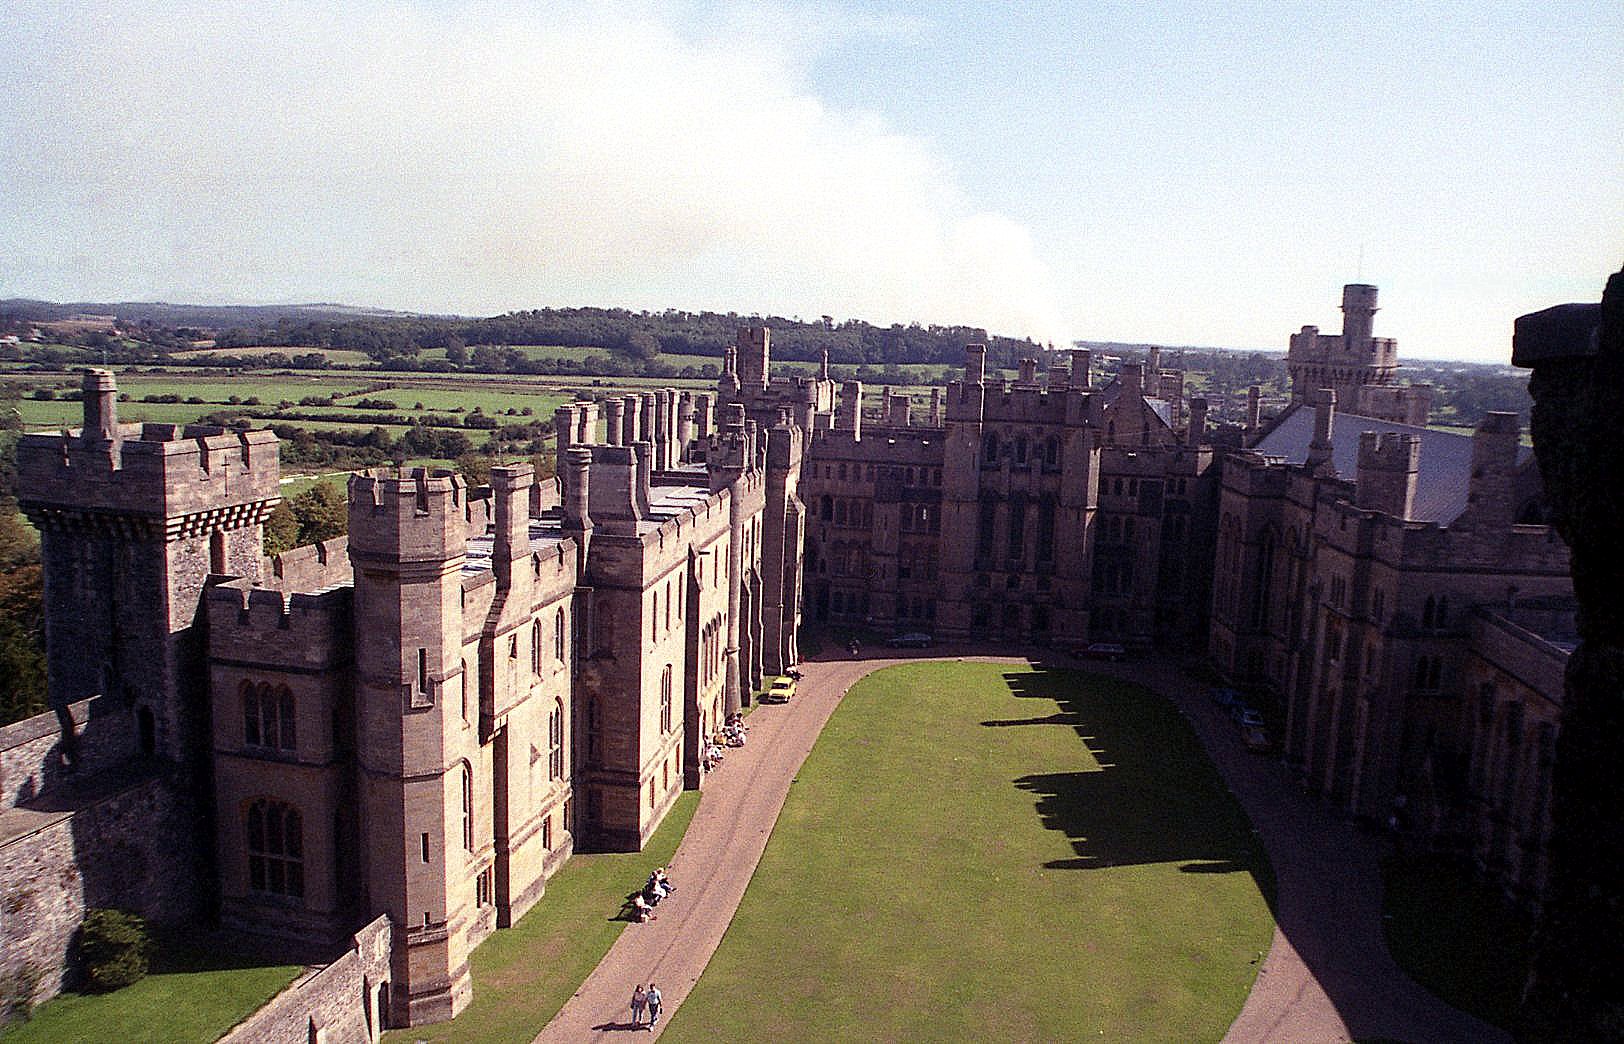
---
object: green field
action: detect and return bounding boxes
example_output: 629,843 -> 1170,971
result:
388,793 -> 700,1043
666,661 -> 1275,1043
2,932 -> 301,1044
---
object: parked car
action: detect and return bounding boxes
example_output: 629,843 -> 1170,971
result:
886,632 -> 934,648
1238,708 -> 1265,729
760,676 -> 796,704
1082,642 -> 1127,662
1241,724 -> 1272,752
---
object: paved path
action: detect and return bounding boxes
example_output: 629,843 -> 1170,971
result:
536,650 -> 1506,1043
535,653 -> 876,1041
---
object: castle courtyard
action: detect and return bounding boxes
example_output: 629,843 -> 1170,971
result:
536,651 -> 1511,1043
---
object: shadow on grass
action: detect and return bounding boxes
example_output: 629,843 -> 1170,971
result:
990,665 -> 1278,913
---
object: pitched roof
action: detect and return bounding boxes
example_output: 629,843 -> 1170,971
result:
1251,403 -> 1529,524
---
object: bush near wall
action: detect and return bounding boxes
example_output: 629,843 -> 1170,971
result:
77,909 -> 150,993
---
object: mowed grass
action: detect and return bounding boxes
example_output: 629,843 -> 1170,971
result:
666,661 -> 1274,1043
389,792 -> 700,1043
3,933 -> 301,1044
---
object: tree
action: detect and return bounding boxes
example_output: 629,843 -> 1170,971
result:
0,564 -> 45,726
289,483 -> 348,546
262,501 -> 300,557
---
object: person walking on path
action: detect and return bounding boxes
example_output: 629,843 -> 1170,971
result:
629,984 -> 647,1028
646,982 -> 663,1030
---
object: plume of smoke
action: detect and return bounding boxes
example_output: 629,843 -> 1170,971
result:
0,1 -> 1066,342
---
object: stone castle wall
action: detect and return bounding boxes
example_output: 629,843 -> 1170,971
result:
219,916 -> 392,1044
1,750 -> 199,1007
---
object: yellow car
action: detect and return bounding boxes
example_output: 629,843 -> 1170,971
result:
760,676 -> 796,704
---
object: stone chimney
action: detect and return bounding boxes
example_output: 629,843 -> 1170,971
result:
1017,357 -> 1039,386
1188,397 -> 1208,445
1120,363 -> 1144,401
1464,412 -> 1522,526
81,369 -> 120,448
1355,431 -> 1419,519
929,387 -> 942,426
1145,347 -> 1161,398
621,393 -> 641,444
1070,349 -> 1091,389
838,381 -> 863,438
560,447 -> 593,567
694,393 -> 713,440
1246,385 -> 1262,433
490,464 -> 534,581
964,344 -> 987,386
603,397 -> 624,446
887,392 -> 911,427
1307,388 -> 1336,471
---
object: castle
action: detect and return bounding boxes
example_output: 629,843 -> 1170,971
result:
1287,284 -> 1434,425
0,285 -> 1573,1033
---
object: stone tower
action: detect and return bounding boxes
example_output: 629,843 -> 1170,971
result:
347,469 -> 477,1025
17,369 -> 280,763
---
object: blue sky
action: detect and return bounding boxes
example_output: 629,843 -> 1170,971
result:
2,1 -> 1618,361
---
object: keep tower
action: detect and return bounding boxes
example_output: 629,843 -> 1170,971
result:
347,468 -> 478,1025
16,369 -> 280,763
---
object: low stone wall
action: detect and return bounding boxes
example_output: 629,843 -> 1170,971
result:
1,697 -> 129,812
263,536 -> 352,591
220,916 -> 392,1044
0,772 -> 200,1008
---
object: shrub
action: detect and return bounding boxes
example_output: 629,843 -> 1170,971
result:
30,389 -> 53,401
78,908 -> 150,992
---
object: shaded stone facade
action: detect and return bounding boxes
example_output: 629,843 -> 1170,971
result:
1209,395 -> 1572,902
799,344 -> 1217,648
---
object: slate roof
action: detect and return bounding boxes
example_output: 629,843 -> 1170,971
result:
1251,403 -> 1530,525
1097,377 -> 1174,429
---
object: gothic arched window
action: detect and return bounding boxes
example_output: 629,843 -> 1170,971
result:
243,682 -> 296,752
246,799 -> 304,898
549,699 -> 564,780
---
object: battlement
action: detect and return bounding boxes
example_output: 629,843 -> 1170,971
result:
1355,430 -> 1420,519
18,420 -> 280,530
346,468 -> 469,563
1358,430 -> 1421,469
262,536 -> 352,592
205,578 -> 352,670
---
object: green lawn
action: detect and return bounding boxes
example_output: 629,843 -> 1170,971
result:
1380,852 -> 1533,1033
390,792 -> 700,1043
3,932 -> 301,1044
666,661 -> 1275,1043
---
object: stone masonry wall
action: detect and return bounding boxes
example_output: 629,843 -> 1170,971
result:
0,697 -> 127,811
220,917 -> 392,1044
0,773 -> 199,1007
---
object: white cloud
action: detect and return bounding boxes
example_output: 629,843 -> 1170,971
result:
0,1 -> 1065,342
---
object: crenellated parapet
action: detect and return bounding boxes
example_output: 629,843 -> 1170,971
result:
204,578 -> 353,671
346,467 -> 469,567
19,419 -> 280,537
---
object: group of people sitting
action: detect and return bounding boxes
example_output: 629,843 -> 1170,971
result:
629,866 -> 675,923
700,713 -> 750,772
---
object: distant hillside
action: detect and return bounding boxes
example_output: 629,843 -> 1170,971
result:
0,298 -> 443,328
0,298 -> 1046,370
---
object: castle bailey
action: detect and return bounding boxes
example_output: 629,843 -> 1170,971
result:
0,287 -> 1573,1035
